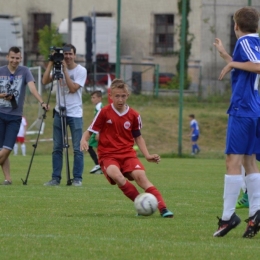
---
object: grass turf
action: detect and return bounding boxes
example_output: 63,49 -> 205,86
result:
1,156 -> 260,259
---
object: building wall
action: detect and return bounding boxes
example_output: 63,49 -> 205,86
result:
1,0 -> 181,73
199,0 -> 260,95
1,0 -> 260,94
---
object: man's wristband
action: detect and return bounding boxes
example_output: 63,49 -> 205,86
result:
40,102 -> 45,106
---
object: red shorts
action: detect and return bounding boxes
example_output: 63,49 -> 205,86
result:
16,137 -> 25,143
100,156 -> 145,185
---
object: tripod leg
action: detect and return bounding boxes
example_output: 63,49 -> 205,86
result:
22,80 -> 53,185
21,112 -> 46,185
64,142 -> 72,185
60,110 -> 72,185
56,78 -> 72,185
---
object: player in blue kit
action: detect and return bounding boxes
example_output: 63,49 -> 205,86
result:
213,6 -> 260,238
189,114 -> 200,155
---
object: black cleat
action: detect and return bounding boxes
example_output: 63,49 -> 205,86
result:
242,210 -> 260,238
213,213 -> 241,237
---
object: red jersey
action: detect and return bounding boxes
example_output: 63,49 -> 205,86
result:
88,104 -> 142,159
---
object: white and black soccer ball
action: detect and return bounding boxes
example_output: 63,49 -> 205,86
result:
134,193 -> 158,216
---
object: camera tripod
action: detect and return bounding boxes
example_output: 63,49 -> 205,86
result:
21,70 -> 72,185
21,81 -> 52,185
55,74 -> 72,186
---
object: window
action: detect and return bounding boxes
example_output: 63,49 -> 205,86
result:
230,16 -> 236,54
31,13 -> 51,53
154,14 -> 174,54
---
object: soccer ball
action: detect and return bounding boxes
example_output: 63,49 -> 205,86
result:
133,145 -> 139,151
134,193 -> 158,216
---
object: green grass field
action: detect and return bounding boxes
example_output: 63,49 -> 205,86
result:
1,156 -> 260,260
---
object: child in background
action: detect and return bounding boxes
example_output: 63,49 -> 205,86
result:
189,114 -> 200,155
13,116 -> 27,156
88,91 -> 103,174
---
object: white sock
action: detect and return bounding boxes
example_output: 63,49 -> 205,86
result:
222,174 -> 243,220
13,143 -> 18,155
241,165 -> 247,193
21,143 -> 26,156
245,173 -> 260,217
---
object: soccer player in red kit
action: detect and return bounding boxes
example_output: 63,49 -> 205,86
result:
80,78 -> 173,218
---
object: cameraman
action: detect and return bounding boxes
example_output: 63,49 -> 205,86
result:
0,46 -> 48,185
42,43 -> 87,186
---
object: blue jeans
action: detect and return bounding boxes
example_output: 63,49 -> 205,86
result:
52,112 -> 83,182
0,112 -> 21,150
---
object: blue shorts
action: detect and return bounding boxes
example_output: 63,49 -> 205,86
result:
191,135 -> 199,142
0,112 -> 21,150
226,115 -> 260,155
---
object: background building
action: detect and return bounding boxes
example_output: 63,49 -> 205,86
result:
0,0 -> 259,96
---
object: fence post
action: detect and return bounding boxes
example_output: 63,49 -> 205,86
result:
116,0 -> 121,78
154,64 -> 159,97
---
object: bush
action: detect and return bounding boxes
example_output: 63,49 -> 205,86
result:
160,74 -> 191,90
38,24 -> 63,60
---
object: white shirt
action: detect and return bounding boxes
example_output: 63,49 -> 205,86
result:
55,64 -> 87,117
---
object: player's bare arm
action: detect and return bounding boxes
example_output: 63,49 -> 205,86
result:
230,61 -> 260,74
28,82 -> 49,110
135,135 -> 161,164
146,154 -> 161,164
218,63 -> 233,80
214,38 -> 232,63
219,61 -> 260,80
80,130 -> 91,151
188,128 -> 194,137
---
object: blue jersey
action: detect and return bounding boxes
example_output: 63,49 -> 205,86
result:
227,33 -> 260,117
190,119 -> 199,136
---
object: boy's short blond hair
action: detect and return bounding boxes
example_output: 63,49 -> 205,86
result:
111,78 -> 129,93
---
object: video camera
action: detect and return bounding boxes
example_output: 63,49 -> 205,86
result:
5,81 -> 18,109
49,46 -> 71,79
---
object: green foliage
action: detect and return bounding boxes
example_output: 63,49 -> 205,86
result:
38,24 -> 63,60
160,74 -> 191,90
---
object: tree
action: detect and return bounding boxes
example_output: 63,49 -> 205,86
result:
38,24 -> 63,60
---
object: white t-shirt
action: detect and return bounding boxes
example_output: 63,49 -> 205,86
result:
55,64 -> 87,117
17,116 -> 27,137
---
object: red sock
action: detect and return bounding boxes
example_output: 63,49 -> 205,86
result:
145,186 -> 167,212
119,181 -> 140,201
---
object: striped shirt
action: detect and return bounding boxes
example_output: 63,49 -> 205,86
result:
227,33 -> 260,117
